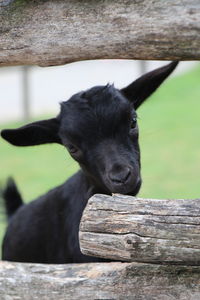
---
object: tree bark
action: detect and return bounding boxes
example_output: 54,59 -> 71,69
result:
0,0 -> 200,67
1,260 -> 200,299
80,194 -> 200,265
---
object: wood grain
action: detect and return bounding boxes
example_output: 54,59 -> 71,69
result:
1,260 -> 200,299
80,194 -> 200,265
0,0 -> 200,66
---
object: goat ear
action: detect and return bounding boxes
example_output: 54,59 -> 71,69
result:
121,61 -> 178,109
1,118 -> 62,146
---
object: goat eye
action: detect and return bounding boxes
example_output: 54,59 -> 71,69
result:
68,144 -> 78,154
130,117 -> 137,129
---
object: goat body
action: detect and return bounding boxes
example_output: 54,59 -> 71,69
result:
1,62 -> 178,263
3,172 -> 103,263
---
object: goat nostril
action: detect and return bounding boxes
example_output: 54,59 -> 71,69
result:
109,167 -> 131,184
124,168 -> 131,182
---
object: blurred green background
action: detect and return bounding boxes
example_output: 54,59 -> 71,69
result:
0,65 -> 200,252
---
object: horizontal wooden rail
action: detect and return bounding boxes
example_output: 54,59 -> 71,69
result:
80,194 -> 200,265
1,261 -> 200,299
0,0 -> 200,66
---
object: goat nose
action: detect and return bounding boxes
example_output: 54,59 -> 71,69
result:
109,167 -> 131,184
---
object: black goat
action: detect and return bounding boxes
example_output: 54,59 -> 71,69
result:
1,62 -> 178,263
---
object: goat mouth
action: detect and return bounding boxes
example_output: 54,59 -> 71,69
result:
107,178 -> 141,196
127,179 -> 141,196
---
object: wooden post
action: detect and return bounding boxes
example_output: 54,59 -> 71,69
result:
21,66 -> 31,121
80,194 -> 200,265
139,61 -> 147,75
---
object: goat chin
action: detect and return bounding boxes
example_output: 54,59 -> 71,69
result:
106,182 -> 141,196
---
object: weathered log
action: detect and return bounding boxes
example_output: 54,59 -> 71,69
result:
80,194 -> 200,265
0,0 -> 200,67
1,261 -> 200,299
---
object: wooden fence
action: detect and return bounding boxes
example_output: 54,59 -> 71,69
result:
1,0 -> 200,299
1,195 -> 200,299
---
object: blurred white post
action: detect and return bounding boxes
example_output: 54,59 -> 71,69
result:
21,66 -> 31,121
139,61 -> 147,75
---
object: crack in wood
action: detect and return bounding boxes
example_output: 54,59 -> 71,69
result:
80,230 -> 181,241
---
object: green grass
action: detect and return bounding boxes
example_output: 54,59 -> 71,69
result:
0,64 -> 200,253
139,65 -> 200,199
0,128 -> 79,202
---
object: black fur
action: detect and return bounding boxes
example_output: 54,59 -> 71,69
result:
1,62 -> 178,263
2,178 -> 23,219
